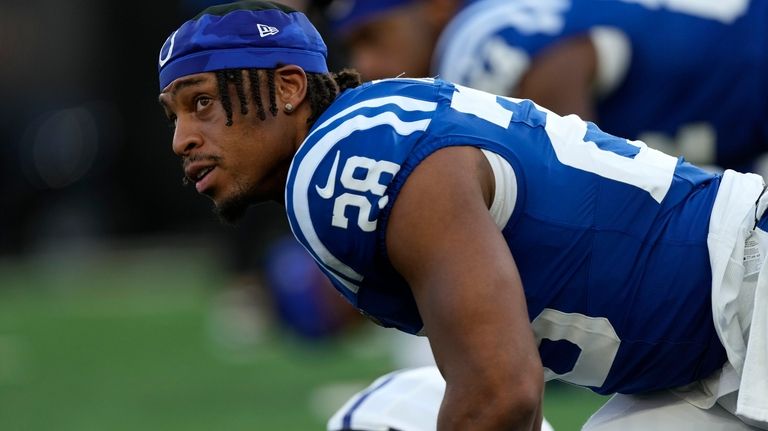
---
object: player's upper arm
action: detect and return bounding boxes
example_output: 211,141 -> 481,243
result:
385,145 -> 543,430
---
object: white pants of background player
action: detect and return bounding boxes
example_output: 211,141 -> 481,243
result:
327,366 -> 555,431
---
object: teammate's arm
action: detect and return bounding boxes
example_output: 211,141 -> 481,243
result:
386,145 -> 544,430
516,34 -> 597,120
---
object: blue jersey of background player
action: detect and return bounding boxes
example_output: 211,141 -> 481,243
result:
286,77 -> 728,396
435,0 -> 768,172
329,0 -> 768,174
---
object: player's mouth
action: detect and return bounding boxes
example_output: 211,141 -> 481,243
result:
184,163 -> 218,194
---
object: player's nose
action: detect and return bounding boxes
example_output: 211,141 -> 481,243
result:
172,118 -> 202,156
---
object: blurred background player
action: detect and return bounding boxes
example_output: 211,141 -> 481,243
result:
260,233 -> 363,340
326,0 -> 768,175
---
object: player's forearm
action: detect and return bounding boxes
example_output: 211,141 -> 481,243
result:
437,382 -> 543,431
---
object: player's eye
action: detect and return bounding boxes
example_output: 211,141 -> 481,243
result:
195,96 -> 213,112
167,114 -> 177,130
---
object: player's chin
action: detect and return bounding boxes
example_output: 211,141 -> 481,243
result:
212,190 -> 252,225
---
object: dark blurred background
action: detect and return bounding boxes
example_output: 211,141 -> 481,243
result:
0,0 -> 353,274
1,0 -> 281,262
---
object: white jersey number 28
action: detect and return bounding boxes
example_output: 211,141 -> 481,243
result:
331,156 -> 400,232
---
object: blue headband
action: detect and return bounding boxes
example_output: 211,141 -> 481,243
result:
158,4 -> 329,90
326,0 -> 414,35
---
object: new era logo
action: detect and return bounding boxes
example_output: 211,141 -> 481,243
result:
257,23 -> 279,37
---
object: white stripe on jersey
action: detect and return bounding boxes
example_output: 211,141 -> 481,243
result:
371,77 -> 437,85
290,100 -> 436,292
544,111 -> 676,203
304,95 -> 438,145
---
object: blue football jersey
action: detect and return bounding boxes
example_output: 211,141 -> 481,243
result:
434,0 -> 768,171
286,78 -> 727,395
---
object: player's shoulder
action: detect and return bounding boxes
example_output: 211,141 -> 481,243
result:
290,78 -> 445,188
284,79 -> 446,292
285,79 -> 552,275
334,77 -> 445,104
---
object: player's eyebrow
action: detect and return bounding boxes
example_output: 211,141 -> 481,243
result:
169,77 -> 207,95
158,77 -> 207,106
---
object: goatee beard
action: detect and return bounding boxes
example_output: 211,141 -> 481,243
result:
213,188 -> 254,225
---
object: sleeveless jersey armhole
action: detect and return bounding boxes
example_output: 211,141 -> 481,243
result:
481,149 -> 517,229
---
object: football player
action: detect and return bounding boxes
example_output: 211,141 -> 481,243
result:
157,2 -> 768,429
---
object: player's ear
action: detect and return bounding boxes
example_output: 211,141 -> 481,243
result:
274,65 -> 308,111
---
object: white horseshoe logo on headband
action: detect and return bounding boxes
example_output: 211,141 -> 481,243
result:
158,30 -> 178,67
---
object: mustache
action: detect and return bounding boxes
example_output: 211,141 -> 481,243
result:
181,154 -> 222,186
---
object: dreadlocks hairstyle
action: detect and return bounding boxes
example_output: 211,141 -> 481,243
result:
247,69 -> 267,121
308,68 -> 362,124
214,67 -> 362,127
215,70 -> 247,126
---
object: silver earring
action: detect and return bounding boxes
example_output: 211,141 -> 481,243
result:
284,103 -> 294,113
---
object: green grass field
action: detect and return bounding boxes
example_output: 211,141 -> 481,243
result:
0,244 -> 607,430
